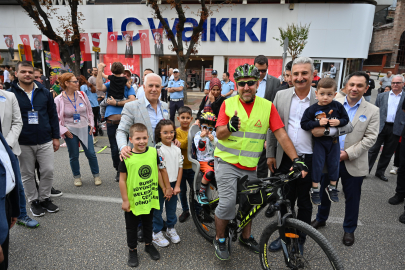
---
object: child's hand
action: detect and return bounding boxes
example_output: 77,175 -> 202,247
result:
173,186 -> 181,195
208,132 -> 214,141
319,118 -> 329,126
121,201 -> 131,212
200,130 -> 207,137
329,119 -> 340,127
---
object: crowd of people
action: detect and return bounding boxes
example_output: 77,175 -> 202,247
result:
1,54 -> 405,269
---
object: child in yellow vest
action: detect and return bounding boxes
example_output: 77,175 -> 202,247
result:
118,123 -> 172,267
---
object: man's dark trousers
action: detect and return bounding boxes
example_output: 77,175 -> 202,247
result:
369,123 -> 400,175
276,153 -> 313,225
169,100 -> 184,123
0,196 -> 11,270
395,133 -> 405,200
316,162 -> 364,233
107,122 -> 120,171
257,148 -> 268,178
312,138 -> 340,184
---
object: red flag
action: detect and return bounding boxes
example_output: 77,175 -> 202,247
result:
139,30 -> 151,58
48,39 -> 61,61
20,35 -> 33,61
80,33 -> 91,61
107,32 -> 118,55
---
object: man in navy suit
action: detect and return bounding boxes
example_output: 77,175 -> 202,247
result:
0,127 -> 21,270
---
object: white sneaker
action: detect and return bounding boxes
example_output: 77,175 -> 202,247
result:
152,231 -> 170,247
166,228 -> 181,244
74,178 -> 82,187
390,166 -> 399,175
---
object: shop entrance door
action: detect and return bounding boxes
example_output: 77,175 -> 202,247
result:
313,58 -> 344,89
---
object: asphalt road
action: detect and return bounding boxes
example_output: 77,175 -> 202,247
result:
9,86 -> 405,270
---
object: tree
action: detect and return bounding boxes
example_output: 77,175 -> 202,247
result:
148,0 -> 210,103
16,0 -> 84,76
274,23 -> 311,60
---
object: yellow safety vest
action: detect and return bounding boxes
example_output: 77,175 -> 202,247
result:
214,96 -> 271,167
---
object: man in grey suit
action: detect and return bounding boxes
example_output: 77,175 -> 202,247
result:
368,75 -> 405,181
329,64 -> 337,79
254,55 -> 281,179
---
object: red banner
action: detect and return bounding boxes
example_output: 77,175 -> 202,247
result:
4,35 -> 14,48
107,32 -> 118,55
20,35 -> 33,61
139,30 -> 151,58
48,39 -> 61,61
80,33 -> 91,61
205,69 -> 213,81
101,54 -> 140,77
122,31 -> 134,59
228,58 -> 283,83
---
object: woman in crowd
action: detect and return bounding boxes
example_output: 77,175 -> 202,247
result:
79,75 -> 100,141
55,73 -> 101,187
196,78 -> 226,124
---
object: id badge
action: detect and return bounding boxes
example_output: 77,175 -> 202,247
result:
28,111 -> 39,124
73,113 -> 81,124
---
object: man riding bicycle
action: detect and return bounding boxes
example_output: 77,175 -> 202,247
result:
213,64 -> 308,260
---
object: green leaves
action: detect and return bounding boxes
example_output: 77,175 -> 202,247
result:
273,23 -> 311,60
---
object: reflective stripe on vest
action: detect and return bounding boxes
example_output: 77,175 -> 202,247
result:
214,96 -> 272,167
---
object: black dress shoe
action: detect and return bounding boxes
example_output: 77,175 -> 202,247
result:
388,194 -> 405,205
265,205 -> 276,218
137,226 -> 144,242
399,212 -> 405,224
375,173 -> 388,182
311,219 -> 326,229
342,232 -> 355,246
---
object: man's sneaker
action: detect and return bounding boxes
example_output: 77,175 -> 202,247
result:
390,166 -> 399,175
326,185 -> 339,203
127,249 -> 139,267
145,244 -> 160,260
115,171 -> 120,182
93,139 -> 98,145
30,200 -> 45,217
213,238 -> 230,260
166,228 -> 180,243
179,211 -> 190,223
94,176 -> 102,186
74,178 -> 82,187
17,215 -> 39,228
239,235 -> 259,253
152,231 -> 170,247
50,187 -> 63,197
197,191 -> 209,204
310,188 -> 321,205
40,198 -> 59,213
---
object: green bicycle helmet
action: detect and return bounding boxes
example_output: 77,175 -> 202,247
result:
200,112 -> 217,126
234,63 -> 260,81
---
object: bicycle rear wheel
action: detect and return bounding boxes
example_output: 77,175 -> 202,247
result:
189,183 -> 219,242
259,218 -> 344,270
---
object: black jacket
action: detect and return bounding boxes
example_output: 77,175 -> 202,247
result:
364,78 -> 375,97
196,95 -> 226,120
9,80 -> 60,145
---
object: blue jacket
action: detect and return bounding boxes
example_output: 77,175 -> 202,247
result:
9,80 -> 60,145
0,131 -> 20,245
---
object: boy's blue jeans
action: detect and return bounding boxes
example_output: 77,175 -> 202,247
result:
153,182 -> 178,233
179,169 -> 195,212
64,129 -> 99,178
312,138 -> 340,184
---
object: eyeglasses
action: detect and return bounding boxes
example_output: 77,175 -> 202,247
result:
237,80 -> 257,87
202,125 -> 215,132
392,82 -> 403,85
161,131 -> 175,135
258,69 -> 267,73
68,81 -> 79,84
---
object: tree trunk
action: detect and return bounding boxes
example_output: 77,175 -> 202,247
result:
178,58 -> 188,103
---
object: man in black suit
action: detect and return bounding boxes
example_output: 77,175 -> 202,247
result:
0,127 -> 21,270
154,32 -> 164,56
364,71 -> 375,102
32,38 -> 42,63
276,61 -> 293,91
254,55 -> 281,179
124,34 -> 133,59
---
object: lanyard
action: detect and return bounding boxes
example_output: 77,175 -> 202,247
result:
26,87 -> 35,111
66,92 -> 77,113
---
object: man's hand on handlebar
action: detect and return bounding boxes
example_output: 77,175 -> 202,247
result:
291,158 -> 308,178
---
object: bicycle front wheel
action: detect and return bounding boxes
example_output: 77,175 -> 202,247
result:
259,218 -> 344,270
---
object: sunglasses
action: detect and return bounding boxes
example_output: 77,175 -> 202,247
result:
202,124 -> 215,132
237,80 -> 257,87
258,69 -> 267,73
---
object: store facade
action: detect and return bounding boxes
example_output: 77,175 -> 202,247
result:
0,2 -> 375,88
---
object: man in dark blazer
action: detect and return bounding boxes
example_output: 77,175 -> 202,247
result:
254,55 -> 281,179
363,71 -> 374,102
0,128 -> 21,270
368,75 -> 405,181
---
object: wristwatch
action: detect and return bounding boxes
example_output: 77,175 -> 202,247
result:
324,127 -> 330,136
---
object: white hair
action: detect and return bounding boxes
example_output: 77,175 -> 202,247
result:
292,57 -> 315,73
144,73 -> 161,86
392,74 -> 405,83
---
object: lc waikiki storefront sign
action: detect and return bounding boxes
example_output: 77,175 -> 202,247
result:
107,17 -> 268,43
